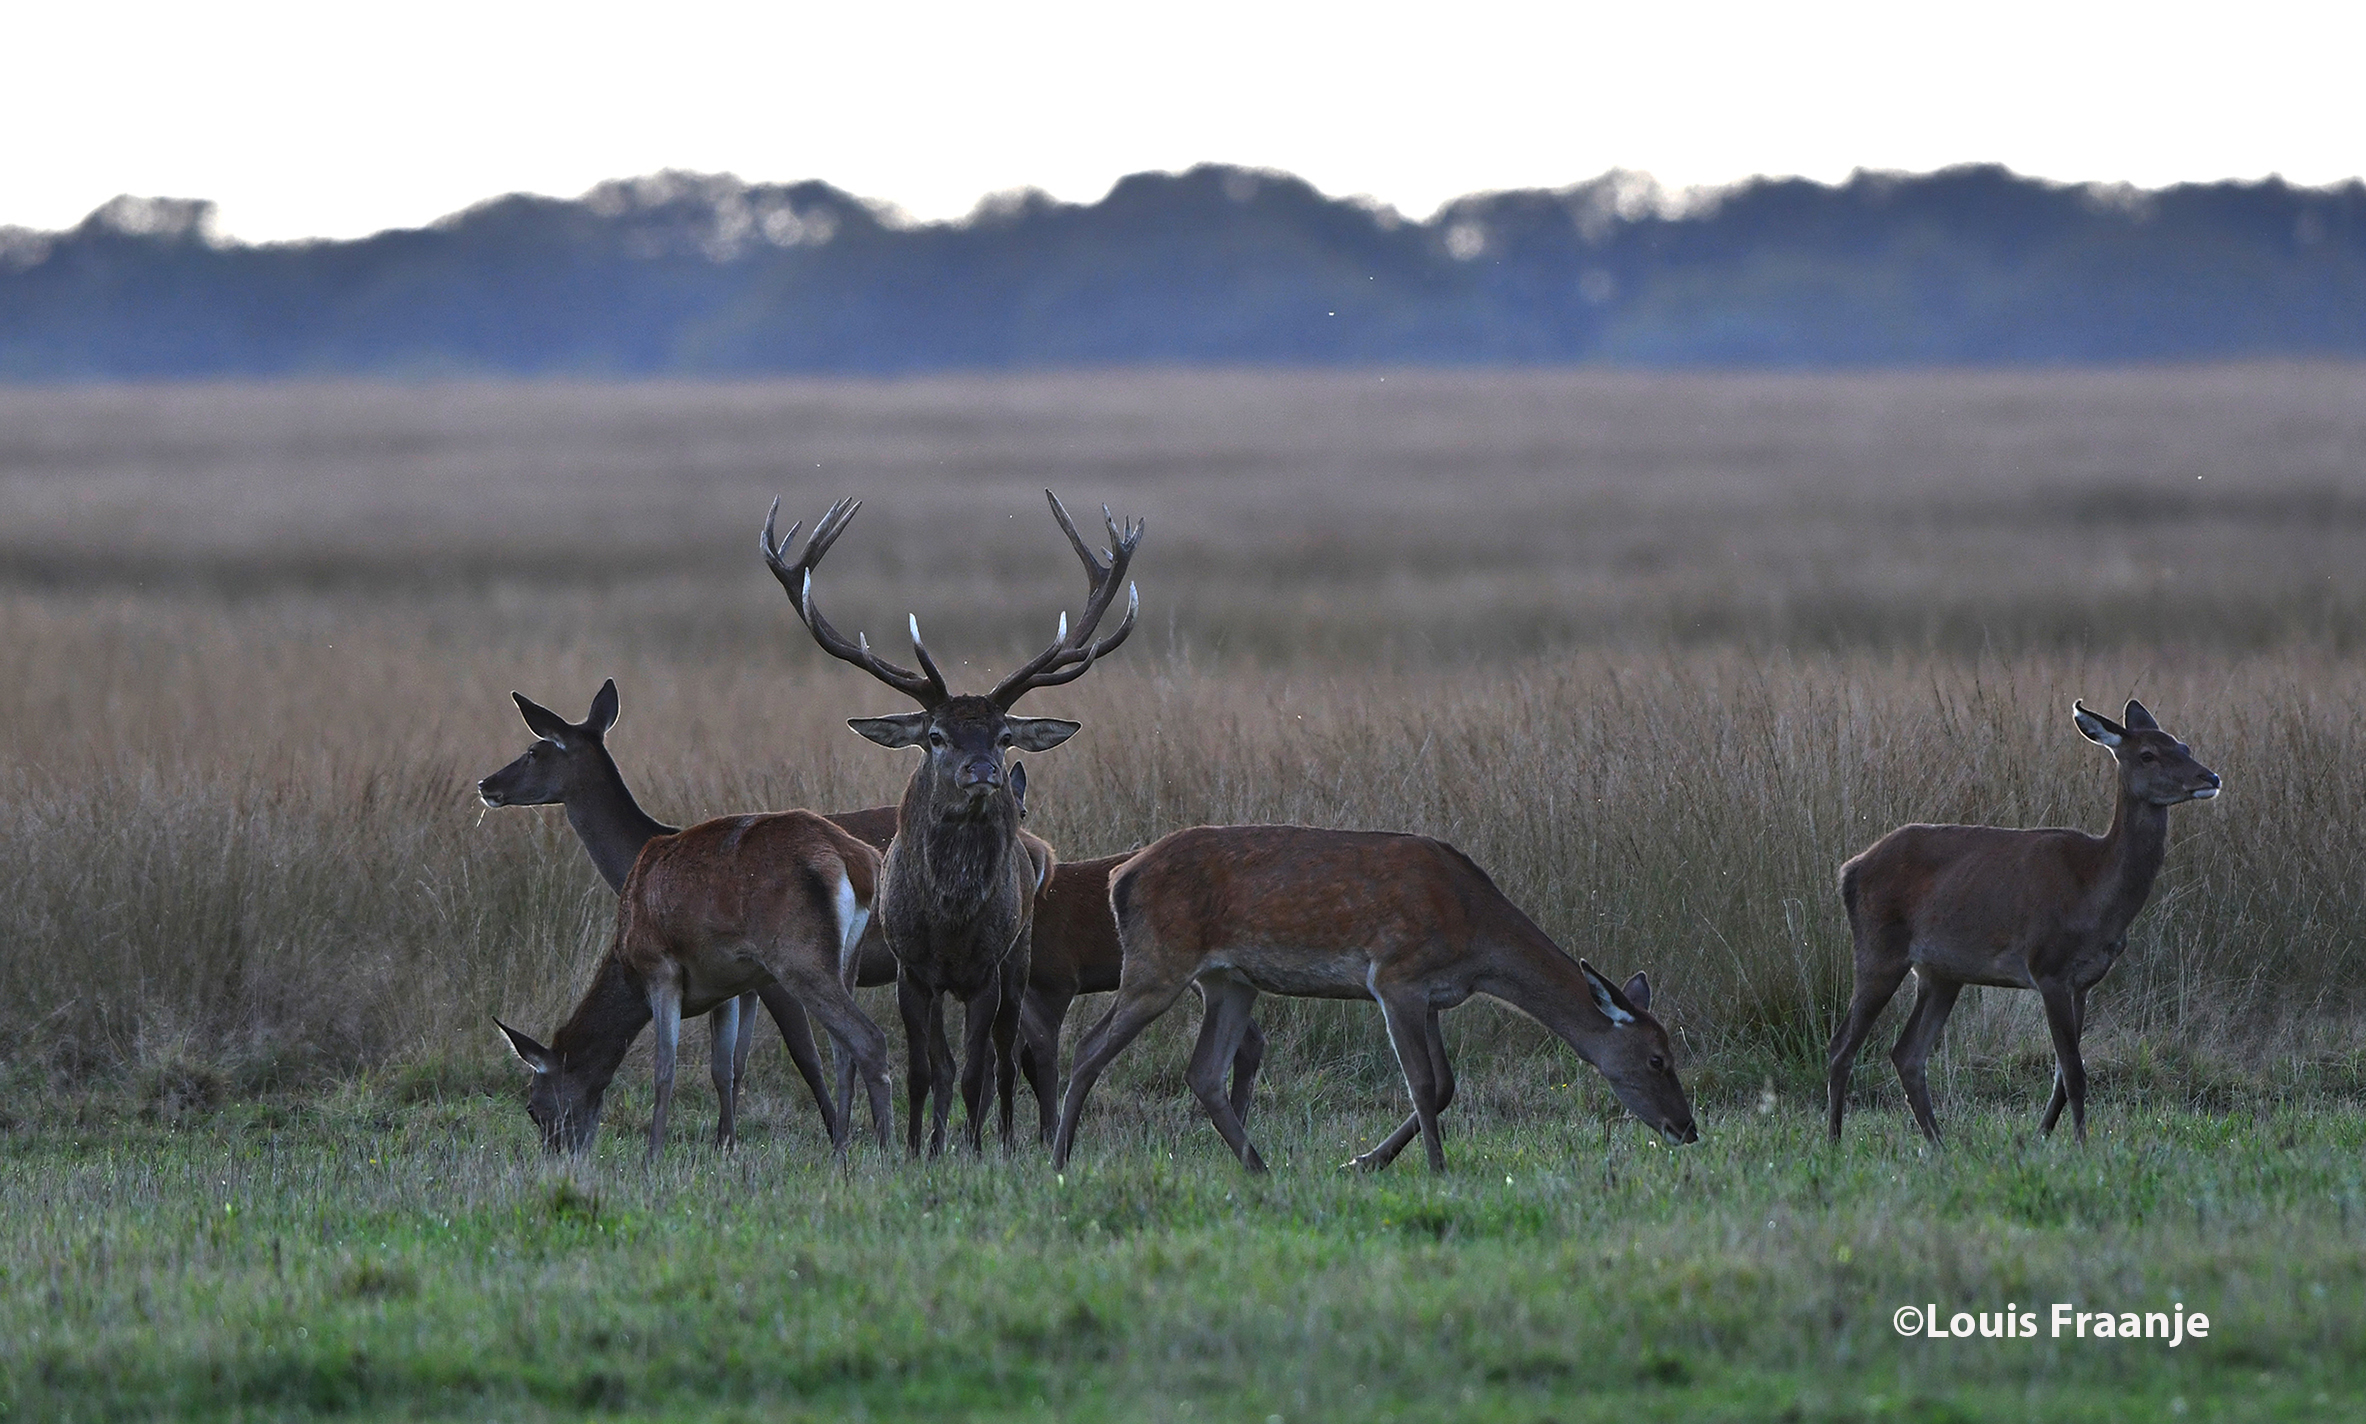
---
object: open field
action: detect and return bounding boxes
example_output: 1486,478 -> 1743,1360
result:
4,1086 -> 2364,1421
4,366 -> 2366,1417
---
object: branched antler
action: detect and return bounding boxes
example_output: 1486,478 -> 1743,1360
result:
988,490 -> 1143,710
763,498 -> 949,706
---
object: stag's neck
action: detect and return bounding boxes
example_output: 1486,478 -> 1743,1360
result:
899,774 -> 1021,914
565,749 -> 677,893
550,950 -> 652,1093
2094,785 -> 2171,934
1473,913 -> 1621,1067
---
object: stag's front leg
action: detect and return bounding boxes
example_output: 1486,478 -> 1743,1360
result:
647,974 -> 682,1161
993,950 -> 1029,1151
958,974 -> 1005,1155
897,971 -> 935,1158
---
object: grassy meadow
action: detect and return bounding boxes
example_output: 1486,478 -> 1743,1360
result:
3,366 -> 2365,1418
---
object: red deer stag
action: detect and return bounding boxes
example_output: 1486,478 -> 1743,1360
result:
764,491 -> 1142,1155
1051,824 -> 1699,1173
479,679 -> 847,1144
1826,698 -> 2220,1145
492,805 -> 895,1158
480,681 -> 1263,1150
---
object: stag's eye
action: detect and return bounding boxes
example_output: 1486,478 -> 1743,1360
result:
928,731 -> 947,748
1650,1055 -> 1666,1072
2139,751 -> 2157,763
997,731 -> 1013,748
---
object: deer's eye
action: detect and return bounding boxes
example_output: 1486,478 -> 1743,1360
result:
1650,1056 -> 1666,1071
928,731 -> 947,748
2139,750 -> 2157,763
997,731 -> 1013,747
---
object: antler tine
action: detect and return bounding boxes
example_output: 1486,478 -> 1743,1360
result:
989,491 -> 1145,709
767,498 -> 947,706
760,495 -> 863,618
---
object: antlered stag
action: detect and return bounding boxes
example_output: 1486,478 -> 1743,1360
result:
764,491 -> 1141,1154
1826,699 -> 2220,1145
1052,824 -> 1699,1173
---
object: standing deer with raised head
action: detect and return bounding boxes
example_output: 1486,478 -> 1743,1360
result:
493,806 -> 894,1159
1051,824 -> 1699,1173
1826,698 -> 2220,1145
764,491 -> 1141,1155
479,679 -> 852,1145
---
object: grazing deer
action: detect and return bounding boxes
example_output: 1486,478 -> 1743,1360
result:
1051,824 -> 1699,1173
763,491 -> 1140,1154
494,809 -> 894,1158
1826,699 -> 2221,1145
478,679 -> 840,1146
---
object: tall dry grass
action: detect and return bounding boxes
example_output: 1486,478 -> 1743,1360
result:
3,368 -> 2364,1102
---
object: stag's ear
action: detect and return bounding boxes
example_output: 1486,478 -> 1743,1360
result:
1622,971 -> 1652,1014
2121,698 -> 2159,731
1009,760 -> 1028,820
512,692 -> 573,748
584,679 -> 620,737
849,713 -> 930,749
1006,716 -> 1080,752
495,1017 -> 554,1073
2072,699 -> 2125,747
1580,960 -> 1640,1026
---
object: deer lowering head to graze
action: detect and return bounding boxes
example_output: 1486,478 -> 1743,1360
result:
478,680 -> 841,1146
1827,698 -> 2221,1146
1052,824 -> 1698,1174
494,809 -> 893,1158
763,490 -> 1140,1155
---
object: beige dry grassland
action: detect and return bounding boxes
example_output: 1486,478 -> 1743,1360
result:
5,366 -> 2363,1094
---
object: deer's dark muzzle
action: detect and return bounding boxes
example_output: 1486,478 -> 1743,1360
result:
954,760 -> 1002,793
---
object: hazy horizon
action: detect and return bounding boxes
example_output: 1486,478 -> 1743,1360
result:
7,1 -> 2360,243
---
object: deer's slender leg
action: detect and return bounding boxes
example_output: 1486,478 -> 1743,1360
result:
1183,976 -> 1266,1172
1890,969 -> 1965,1145
1358,991 -> 1449,1172
1053,975 -> 1196,1169
1229,1019 -> 1267,1125
2040,985 -> 2089,1135
708,997 -> 740,1148
1019,982 -> 1074,1145
731,991 -> 758,1089
927,992 -> 958,1157
958,973 -> 1005,1154
897,972 -> 934,1158
756,984 -> 844,1149
1826,929 -> 1913,1141
992,949 -> 1028,1151
647,974 -> 682,1161
2038,979 -> 2089,1143
1354,1007 -> 1454,1172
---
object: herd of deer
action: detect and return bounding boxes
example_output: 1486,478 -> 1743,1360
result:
481,493 -> 2220,1173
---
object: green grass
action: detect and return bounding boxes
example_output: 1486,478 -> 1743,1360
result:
6,1072 -> 2363,1421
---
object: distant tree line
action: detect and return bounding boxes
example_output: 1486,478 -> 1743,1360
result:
2,163 -> 2362,378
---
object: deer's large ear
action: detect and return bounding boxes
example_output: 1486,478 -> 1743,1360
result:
2072,699 -> 2125,747
2121,698 -> 2159,732
495,1017 -> 554,1074
512,692 -> 573,748
1622,971 -> 1652,1014
585,679 -> 620,738
849,713 -> 929,749
1006,716 -> 1080,752
1580,960 -> 1640,1026
1008,760 -> 1028,819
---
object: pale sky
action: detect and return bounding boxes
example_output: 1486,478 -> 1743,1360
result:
4,0 -> 2359,243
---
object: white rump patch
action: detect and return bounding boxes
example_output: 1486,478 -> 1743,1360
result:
836,872 -> 869,964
